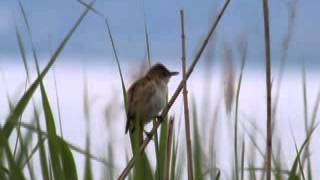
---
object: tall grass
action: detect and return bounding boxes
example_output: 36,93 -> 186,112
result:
0,0 -> 319,180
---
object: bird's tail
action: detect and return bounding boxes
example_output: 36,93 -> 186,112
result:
125,119 -> 130,134
127,117 -> 143,155
125,115 -> 135,134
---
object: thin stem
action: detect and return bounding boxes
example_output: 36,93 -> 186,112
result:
53,68 -> 64,137
180,10 -> 194,180
302,62 -> 308,136
143,1 -> 152,67
262,0 -> 272,179
234,39 -> 248,180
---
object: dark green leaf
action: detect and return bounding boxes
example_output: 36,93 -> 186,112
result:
59,138 -> 78,180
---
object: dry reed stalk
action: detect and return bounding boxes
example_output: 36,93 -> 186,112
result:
117,1 -> 231,179
163,117 -> 174,180
180,10 -> 194,180
262,0 -> 272,179
260,2 -> 297,178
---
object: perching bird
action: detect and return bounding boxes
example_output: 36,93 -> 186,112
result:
125,63 -> 178,143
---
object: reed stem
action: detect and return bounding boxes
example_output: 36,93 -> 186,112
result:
262,0 -> 272,179
180,10 -> 194,180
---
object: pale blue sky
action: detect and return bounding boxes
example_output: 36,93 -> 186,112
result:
0,0 -> 319,66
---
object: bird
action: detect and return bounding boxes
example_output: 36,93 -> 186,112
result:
125,63 -> 178,143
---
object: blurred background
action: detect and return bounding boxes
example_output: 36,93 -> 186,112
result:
0,0 -> 320,179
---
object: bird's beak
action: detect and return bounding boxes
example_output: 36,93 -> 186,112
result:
169,71 -> 179,76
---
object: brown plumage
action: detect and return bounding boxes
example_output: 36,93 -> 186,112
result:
125,63 -> 178,137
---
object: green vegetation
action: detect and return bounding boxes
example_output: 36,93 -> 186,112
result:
0,0 -> 318,180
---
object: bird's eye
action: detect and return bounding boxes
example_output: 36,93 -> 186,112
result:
163,71 -> 168,77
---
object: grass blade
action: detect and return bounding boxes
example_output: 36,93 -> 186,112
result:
35,109 -> 50,180
156,115 -> 169,180
2,0 -> 95,139
39,82 -> 64,180
192,99 -> 203,180
83,74 -> 93,180
240,140 -> 245,180
293,141 -> 306,180
104,18 -> 128,113
143,3 -> 152,67
170,134 -> 178,180
164,117 -> 174,180
59,138 -> 78,180
18,121 -> 116,169
14,25 -> 36,179
0,130 -> 25,180
288,124 -> 318,180
84,135 -> 93,180
234,38 -> 248,180
22,136 -> 46,168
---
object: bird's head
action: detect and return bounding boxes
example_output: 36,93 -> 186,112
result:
146,63 -> 179,83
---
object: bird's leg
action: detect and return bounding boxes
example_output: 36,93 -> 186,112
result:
156,115 -> 164,123
143,129 -> 153,139
143,116 -> 163,139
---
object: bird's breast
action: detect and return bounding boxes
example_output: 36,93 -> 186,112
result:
155,84 -> 167,106
146,84 -> 167,120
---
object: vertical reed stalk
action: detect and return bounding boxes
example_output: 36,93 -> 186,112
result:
180,10 -> 194,180
271,0 -> 297,119
302,63 -> 308,136
53,67 -> 64,137
235,39 -> 248,180
262,0 -> 272,179
164,118 -> 174,180
143,6 -> 152,67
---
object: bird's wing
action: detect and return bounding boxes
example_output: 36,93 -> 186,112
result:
125,78 -> 156,133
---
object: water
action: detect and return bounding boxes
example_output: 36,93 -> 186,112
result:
1,58 -> 319,179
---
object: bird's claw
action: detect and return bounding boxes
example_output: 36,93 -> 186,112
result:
156,115 -> 163,123
144,130 -> 153,139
